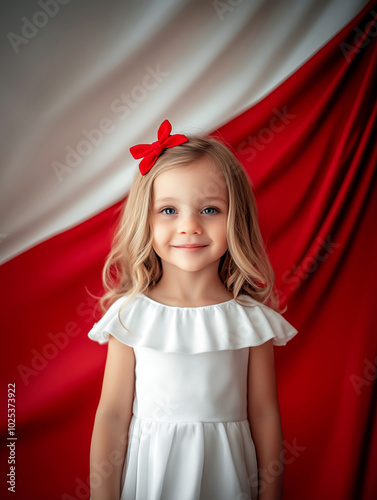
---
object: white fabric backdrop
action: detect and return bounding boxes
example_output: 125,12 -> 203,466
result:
0,0 -> 368,264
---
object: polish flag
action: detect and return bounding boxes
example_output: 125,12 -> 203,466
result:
1,1 -> 376,498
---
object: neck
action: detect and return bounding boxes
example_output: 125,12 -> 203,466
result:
149,260 -> 231,304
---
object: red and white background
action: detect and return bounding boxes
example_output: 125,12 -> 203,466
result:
1,0 -> 376,498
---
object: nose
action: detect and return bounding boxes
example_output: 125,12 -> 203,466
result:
178,213 -> 203,234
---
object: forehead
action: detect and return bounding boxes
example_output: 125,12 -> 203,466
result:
152,158 -> 228,203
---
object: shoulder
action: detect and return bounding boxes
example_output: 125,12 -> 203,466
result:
234,295 -> 298,347
107,333 -> 135,357
88,293 -> 142,346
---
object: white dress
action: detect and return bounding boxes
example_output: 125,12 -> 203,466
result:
88,293 -> 298,500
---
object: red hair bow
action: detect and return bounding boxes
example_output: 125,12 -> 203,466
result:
129,120 -> 189,175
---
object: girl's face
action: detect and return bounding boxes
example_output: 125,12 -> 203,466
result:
150,158 -> 229,274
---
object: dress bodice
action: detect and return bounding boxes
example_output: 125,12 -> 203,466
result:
133,347 -> 249,422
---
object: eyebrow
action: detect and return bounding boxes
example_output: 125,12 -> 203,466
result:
154,196 -> 227,204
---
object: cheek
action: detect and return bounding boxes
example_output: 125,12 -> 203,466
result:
212,221 -> 228,244
151,221 -> 170,242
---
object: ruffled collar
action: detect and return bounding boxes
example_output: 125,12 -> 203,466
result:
141,293 -> 237,309
88,293 -> 298,353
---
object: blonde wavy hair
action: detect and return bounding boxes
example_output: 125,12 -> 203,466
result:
95,135 -> 284,328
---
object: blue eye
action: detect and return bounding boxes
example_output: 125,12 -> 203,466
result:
161,207 -> 176,215
160,207 -> 219,215
203,207 -> 219,215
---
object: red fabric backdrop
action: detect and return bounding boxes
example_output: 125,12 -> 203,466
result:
1,2 -> 376,498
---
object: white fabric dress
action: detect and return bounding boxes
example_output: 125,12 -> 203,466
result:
88,293 -> 298,500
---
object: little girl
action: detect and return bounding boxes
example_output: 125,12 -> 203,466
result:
88,120 -> 298,500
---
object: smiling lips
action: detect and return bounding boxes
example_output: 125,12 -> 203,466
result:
175,244 -> 207,248
173,244 -> 208,252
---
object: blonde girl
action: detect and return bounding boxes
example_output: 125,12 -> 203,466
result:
88,120 -> 298,500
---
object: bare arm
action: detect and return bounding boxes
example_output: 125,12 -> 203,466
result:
90,335 -> 135,500
247,339 -> 284,500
